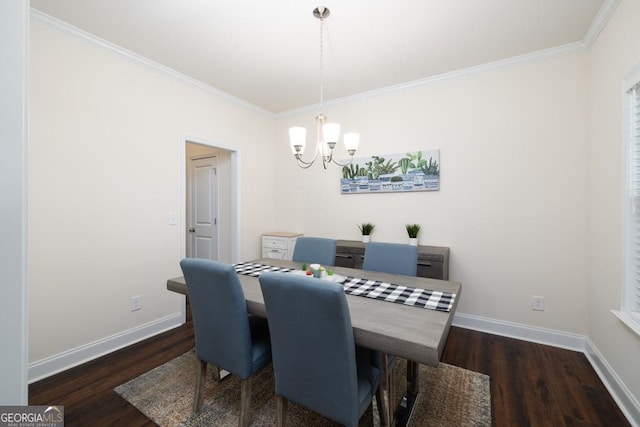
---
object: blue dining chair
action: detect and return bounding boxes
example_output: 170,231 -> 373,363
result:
363,242 -> 418,276
291,236 -> 337,266
179,258 -> 272,427
362,242 -> 418,425
259,272 -> 383,427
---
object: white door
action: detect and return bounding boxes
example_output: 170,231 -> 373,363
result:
188,156 -> 219,260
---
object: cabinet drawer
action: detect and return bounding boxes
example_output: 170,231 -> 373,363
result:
334,252 -> 355,268
262,237 -> 287,249
416,261 -> 445,280
335,246 -> 365,270
263,248 -> 288,259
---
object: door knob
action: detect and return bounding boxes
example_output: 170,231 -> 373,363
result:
188,227 -> 196,233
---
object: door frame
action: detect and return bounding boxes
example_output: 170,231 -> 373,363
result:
178,135 -> 242,321
181,135 -> 241,262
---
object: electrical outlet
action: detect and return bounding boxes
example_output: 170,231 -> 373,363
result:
131,296 -> 142,311
532,296 -> 544,311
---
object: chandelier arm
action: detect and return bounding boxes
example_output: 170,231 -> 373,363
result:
296,158 -> 317,169
329,156 -> 356,167
294,148 -> 320,166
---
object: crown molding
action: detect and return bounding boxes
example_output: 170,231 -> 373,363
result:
583,0 -> 622,49
31,3 -> 618,120
29,9 -> 275,118
278,41 -> 587,117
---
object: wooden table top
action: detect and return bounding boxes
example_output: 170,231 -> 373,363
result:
167,258 -> 461,366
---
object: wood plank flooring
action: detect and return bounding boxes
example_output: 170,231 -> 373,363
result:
29,311 -> 630,426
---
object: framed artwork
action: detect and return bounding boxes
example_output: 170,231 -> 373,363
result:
340,150 -> 439,194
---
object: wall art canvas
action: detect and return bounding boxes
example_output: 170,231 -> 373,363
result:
340,150 -> 440,194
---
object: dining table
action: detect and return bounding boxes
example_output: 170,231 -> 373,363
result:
166,258 -> 461,425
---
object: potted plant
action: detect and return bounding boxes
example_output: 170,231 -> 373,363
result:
406,224 -> 421,246
358,223 -> 375,243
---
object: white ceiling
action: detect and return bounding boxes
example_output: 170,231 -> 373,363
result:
30,0 -> 609,114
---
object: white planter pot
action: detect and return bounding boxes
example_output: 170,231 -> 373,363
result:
362,235 -> 371,243
408,237 -> 418,246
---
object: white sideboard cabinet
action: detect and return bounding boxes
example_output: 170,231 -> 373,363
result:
261,232 -> 303,260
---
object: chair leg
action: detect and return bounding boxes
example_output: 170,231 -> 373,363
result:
276,394 -> 288,427
376,353 -> 392,427
239,377 -> 252,427
388,358 -> 396,425
193,359 -> 207,413
376,386 -> 389,427
212,364 -> 221,382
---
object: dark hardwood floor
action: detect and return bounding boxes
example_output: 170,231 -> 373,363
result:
441,328 -> 629,426
29,310 -> 630,426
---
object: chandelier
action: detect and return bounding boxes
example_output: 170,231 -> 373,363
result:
289,6 -> 360,169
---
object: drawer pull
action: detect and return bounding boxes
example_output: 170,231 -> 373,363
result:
336,254 -> 353,259
417,262 -> 432,267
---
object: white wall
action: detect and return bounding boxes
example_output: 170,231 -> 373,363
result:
28,17 -> 277,371
0,1 -> 29,404
276,52 -> 590,335
587,0 -> 640,413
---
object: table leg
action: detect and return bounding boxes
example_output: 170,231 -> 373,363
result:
395,361 -> 420,427
407,360 -> 419,395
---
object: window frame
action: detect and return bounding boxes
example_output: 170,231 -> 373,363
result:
615,63 -> 640,336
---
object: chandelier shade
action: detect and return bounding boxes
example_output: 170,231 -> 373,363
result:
289,127 -> 306,154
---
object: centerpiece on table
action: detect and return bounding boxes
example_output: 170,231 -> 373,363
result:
301,263 -> 333,278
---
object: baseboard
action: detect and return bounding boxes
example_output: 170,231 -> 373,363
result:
584,337 -> 640,427
453,312 -> 640,427
452,312 -> 586,351
28,313 -> 184,383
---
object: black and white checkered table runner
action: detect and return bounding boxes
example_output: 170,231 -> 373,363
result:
233,262 -> 456,312
234,262 -> 294,276
341,276 -> 455,312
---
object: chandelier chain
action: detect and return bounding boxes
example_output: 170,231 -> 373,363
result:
318,12 -> 324,114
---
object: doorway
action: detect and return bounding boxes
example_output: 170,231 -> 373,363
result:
183,139 -> 240,264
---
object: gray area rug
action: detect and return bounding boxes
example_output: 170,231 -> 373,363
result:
115,350 -> 491,426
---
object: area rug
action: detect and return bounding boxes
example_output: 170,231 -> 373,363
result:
115,350 -> 491,426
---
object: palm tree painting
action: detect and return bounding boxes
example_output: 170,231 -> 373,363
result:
340,150 -> 439,194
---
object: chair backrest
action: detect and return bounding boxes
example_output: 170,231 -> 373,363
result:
179,258 -> 254,378
291,237 -> 337,266
363,242 -> 418,276
259,272 -> 363,426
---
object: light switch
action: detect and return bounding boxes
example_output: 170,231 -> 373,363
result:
168,212 -> 178,225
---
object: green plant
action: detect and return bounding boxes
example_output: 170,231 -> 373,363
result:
420,157 -> 440,176
342,163 -> 358,179
406,224 -> 421,238
398,157 -> 414,174
358,223 -> 375,235
365,156 -> 398,180
342,163 -> 367,179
